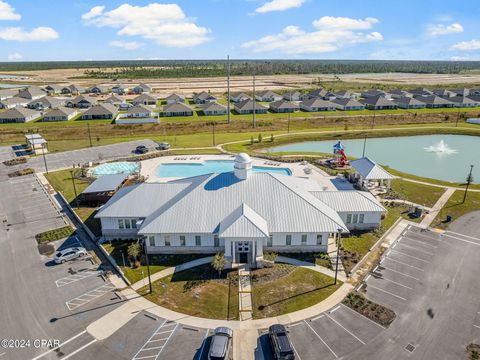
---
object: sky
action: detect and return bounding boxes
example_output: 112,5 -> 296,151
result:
0,0 -> 480,62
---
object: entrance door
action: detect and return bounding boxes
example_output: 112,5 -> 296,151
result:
236,241 -> 251,264
239,253 -> 248,264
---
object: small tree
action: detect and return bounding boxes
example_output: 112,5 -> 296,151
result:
270,134 -> 274,142
258,133 -> 263,143
250,136 -> 255,145
211,252 -> 226,276
127,242 -> 141,268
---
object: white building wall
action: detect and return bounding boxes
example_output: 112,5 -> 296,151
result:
337,211 -> 383,231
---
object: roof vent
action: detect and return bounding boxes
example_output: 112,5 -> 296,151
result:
234,153 -> 252,180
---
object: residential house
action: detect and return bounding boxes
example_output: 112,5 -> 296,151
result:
103,95 -> 125,107
307,89 -> 335,100
283,91 -> 302,101
389,89 -> 412,99
331,98 -> 365,111
27,96 -> 64,110
269,100 -> 299,113
17,86 -> 46,100
409,88 -> 433,97
164,93 -> 185,104
255,90 -> 282,102
360,96 -> 397,110
87,85 -> 109,94
300,98 -> 336,112
433,89 -> 456,98
230,92 -> 251,103
448,96 -> 480,108
163,102 -> 194,117
125,104 -> 154,118
417,95 -> 455,108
0,107 -> 41,123
0,96 -> 30,109
192,91 -> 217,104
61,85 -> 85,95
133,93 -> 157,106
234,99 -> 268,114
0,88 -> 17,101
44,84 -> 62,95
43,107 -> 79,122
80,103 -> 118,120
111,84 -> 127,95
201,102 -> 228,116
394,96 -> 427,109
132,83 -> 151,94
360,89 -> 390,99
452,88 -> 471,97
66,95 -> 97,108
334,90 -> 356,99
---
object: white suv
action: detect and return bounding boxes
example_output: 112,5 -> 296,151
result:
54,247 -> 88,264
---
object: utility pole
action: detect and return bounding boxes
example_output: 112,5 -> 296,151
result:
334,229 -> 343,285
142,237 -> 153,294
42,143 -> 48,174
212,122 -> 216,146
252,70 -> 256,128
287,113 -> 291,133
70,170 -> 79,209
227,55 -> 231,124
29,129 -> 36,156
362,134 -> 367,158
87,123 -> 93,147
462,165 -> 474,203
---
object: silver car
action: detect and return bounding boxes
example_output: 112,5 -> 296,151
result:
208,327 -> 233,360
54,247 -> 88,264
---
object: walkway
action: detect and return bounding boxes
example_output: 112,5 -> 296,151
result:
420,187 -> 456,227
238,266 -> 253,321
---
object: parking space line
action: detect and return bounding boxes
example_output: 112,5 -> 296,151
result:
395,242 -> 434,256
304,320 -> 338,358
32,331 -> 87,360
290,341 -> 303,360
370,273 -> 413,289
325,313 -> 365,345
442,234 -> 480,247
378,266 -> 421,281
385,257 -> 425,271
366,284 -> 407,301
330,306 -> 340,313
474,325 -> 480,329
401,236 -> 438,249
197,329 -> 210,360
132,321 -> 179,360
65,283 -> 116,311
61,339 -> 97,360
56,270 -> 103,287
311,314 -> 324,321
288,322 -> 303,328
390,249 -> 430,263
339,304 -> 386,329
446,231 -> 480,242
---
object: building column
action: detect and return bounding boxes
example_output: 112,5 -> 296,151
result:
225,239 -> 232,257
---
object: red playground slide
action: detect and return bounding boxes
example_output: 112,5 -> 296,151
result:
338,149 -> 348,167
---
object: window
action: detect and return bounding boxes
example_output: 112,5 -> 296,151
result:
148,236 -> 155,247
267,236 -> 273,247
131,219 -> 137,229
353,214 -> 359,224
214,235 -> 220,247
359,214 -> 365,224
301,234 -> 307,245
118,219 -> 124,229
195,235 -> 201,246
164,235 -> 171,246
180,235 -> 186,246
125,219 -> 131,229
316,234 -> 323,245
346,214 -> 352,224
286,235 -> 292,246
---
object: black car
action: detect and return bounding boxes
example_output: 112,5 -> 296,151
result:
135,145 -> 149,154
268,324 -> 295,360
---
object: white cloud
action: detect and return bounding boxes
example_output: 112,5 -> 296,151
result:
255,0 -> 305,13
81,5 -> 105,21
427,23 -> 463,36
7,52 -> 22,61
0,27 -> 59,41
242,16 -> 382,54
313,16 -> 379,30
451,55 -> 480,61
0,1 -> 21,20
451,39 -> 480,51
82,3 -> 210,48
109,40 -> 143,50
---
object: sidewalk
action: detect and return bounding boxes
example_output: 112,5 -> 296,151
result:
238,266 -> 253,321
420,187 -> 456,228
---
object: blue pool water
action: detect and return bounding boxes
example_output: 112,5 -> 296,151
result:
156,160 -> 292,178
92,162 -> 139,176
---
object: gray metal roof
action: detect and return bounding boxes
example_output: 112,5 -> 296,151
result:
163,102 -> 193,112
218,203 -> 269,238
350,157 -> 395,180
311,191 -> 386,213
82,103 -> 118,116
17,86 -> 46,99
202,102 -> 227,111
394,96 -> 425,106
416,95 -> 454,105
361,96 -> 396,107
44,106 -> 77,117
137,172 -> 348,235
0,106 -> 41,119
234,99 -> 267,111
270,99 -> 299,109
82,174 -> 127,194
301,98 -> 335,108
331,98 -> 365,107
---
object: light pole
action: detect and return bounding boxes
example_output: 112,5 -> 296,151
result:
362,134 -> 367,158
334,228 -> 343,285
41,143 -> 48,174
462,165 -> 474,203
212,122 -> 216,146
70,169 -> 79,209
142,236 -> 153,294
227,55 -> 231,125
252,70 -> 256,128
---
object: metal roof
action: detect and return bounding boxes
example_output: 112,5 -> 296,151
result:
360,96 -> 396,107
44,106 -> 76,117
82,103 -> 117,116
0,107 -> 41,119
218,203 -> 269,238
311,191 -> 386,213
350,157 -> 395,180
82,174 -> 128,194
301,98 -> 335,108
163,102 -> 193,112
234,99 -> 267,111
270,99 -> 298,109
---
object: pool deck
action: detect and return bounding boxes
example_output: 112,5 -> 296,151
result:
139,154 -> 341,190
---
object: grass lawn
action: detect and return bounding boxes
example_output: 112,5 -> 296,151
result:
433,190 -> 480,229
251,265 -> 341,319
139,264 -> 239,320
388,179 -> 446,208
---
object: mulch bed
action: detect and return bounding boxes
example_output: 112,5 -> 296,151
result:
8,168 -> 34,177
467,344 -> 480,360
342,291 -> 396,327
250,264 -> 296,284
3,157 -> 27,166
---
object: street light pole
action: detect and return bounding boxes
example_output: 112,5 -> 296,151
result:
212,122 -> 216,146
227,55 -> 231,125
362,135 -> 367,158
462,164 -> 474,203
42,143 -> 48,174
334,228 -> 343,285
142,237 -> 152,294
70,169 -> 79,208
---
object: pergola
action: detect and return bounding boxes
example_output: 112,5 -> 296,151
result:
350,157 -> 395,190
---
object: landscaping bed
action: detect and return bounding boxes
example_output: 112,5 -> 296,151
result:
3,157 -> 27,166
8,168 -> 34,177
139,264 -> 239,320
386,179 -> 446,208
278,252 -> 332,269
35,226 -> 75,244
342,291 -> 396,327
251,265 -> 342,319
466,344 -> 480,360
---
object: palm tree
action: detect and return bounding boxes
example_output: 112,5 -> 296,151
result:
127,242 -> 141,268
211,253 -> 226,277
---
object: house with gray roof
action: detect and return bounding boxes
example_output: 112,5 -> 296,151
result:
164,93 -> 185,104
416,95 -> 455,108
82,174 -> 128,204
307,89 -> 335,100
192,91 -> 217,104
0,107 -> 41,123
125,104 -> 154,118
283,91 -> 302,101
230,92 -> 251,103
17,86 -> 46,100
433,89 -> 456,98
61,85 -> 85,95
300,98 -> 335,112
103,95 -> 125,106
0,88 -> 18,101
163,102 -> 194,117
66,95 -> 97,108
255,90 -> 282,102
334,90 -> 356,99
133,93 -> 157,106
96,154 -> 385,266
234,99 -> 268,114
42,107 -> 79,122
87,85 -> 109,94
361,89 -> 390,99
452,88 -> 473,97
360,96 -> 397,110
111,84 -> 128,95
389,89 -> 412,99
448,96 -> 480,108
331,98 -> 365,111
201,102 -> 228,116
44,84 -> 62,95
27,96 -> 64,110
394,96 -> 427,109
0,96 -> 30,109
80,103 -> 118,120
132,83 -> 151,94
269,99 -> 299,113
410,88 -> 433,97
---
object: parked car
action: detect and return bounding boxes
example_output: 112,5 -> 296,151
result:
135,145 -> 149,154
208,327 -> 233,360
268,324 -> 295,360
54,247 -> 88,264
156,142 -> 171,150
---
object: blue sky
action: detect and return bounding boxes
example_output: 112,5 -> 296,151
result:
0,0 -> 479,61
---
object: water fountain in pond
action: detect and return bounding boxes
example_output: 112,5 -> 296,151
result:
424,140 -> 457,155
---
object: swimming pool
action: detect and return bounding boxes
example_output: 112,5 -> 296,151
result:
156,160 -> 292,178
92,161 -> 140,176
